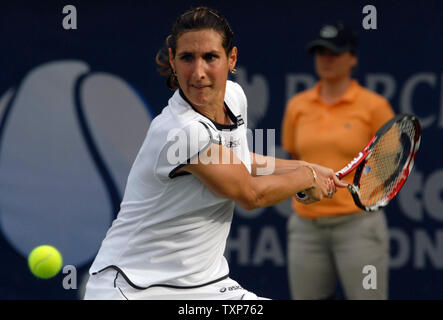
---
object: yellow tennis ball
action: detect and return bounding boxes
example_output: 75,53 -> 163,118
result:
28,245 -> 63,279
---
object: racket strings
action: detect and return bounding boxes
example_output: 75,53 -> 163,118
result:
358,120 -> 416,207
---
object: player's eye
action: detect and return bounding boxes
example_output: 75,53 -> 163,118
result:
179,53 -> 193,62
204,53 -> 218,62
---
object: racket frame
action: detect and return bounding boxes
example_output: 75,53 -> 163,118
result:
296,114 -> 421,212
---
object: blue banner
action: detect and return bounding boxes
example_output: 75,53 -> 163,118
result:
0,0 -> 441,299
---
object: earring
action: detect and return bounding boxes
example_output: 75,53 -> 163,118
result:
230,68 -> 238,75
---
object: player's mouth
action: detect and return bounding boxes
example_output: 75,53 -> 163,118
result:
191,84 -> 210,89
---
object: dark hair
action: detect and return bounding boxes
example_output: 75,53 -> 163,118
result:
155,6 -> 235,90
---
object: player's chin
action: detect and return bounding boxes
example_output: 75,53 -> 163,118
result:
188,93 -> 211,107
189,98 -> 207,108
319,72 -> 338,81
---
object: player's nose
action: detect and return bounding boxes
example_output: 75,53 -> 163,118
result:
192,58 -> 206,79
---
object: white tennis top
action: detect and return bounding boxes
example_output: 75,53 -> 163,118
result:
89,80 -> 251,288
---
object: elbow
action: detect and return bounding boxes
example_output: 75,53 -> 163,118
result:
238,201 -> 257,211
236,191 -> 264,211
224,178 -> 265,211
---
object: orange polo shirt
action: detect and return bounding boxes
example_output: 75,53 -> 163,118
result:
281,80 -> 395,218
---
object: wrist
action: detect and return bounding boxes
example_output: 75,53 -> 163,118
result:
304,165 -> 317,189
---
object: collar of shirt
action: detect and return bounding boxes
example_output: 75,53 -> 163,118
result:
176,88 -> 239,131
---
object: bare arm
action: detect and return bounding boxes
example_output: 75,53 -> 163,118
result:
249,152 -> 308,176
261,152 -> 349,203
178,144 -> 333,210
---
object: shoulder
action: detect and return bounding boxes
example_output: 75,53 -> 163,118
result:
151,113 -> 213,146
355,83 -> 391,107
226,80 -> 246,97
147,99 -> 212,153
152,91 -> 200,131
224,80 -> 248,126
286,85 -> 317,111
225,80 -> 247,107
352,82 -> 395,127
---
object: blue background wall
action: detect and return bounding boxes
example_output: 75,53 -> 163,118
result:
0,0 -> 442,299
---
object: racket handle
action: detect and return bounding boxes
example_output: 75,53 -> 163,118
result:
296,191 -> 308,200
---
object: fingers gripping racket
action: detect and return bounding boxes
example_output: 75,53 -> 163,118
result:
296,114 -> 422,212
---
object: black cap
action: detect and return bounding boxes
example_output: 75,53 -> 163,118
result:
306,22 -> 358,55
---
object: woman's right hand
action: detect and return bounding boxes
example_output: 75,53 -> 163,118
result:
297,164 -> 348,204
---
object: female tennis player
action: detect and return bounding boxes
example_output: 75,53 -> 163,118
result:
84,6 -> 347,300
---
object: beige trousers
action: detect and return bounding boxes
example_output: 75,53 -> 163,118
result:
287,210 -> 389,300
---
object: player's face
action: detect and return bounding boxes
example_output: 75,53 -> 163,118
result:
169,29 -> 237,109
314,47 -> 357,82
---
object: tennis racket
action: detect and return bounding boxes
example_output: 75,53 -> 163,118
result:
296,114 -> 422,212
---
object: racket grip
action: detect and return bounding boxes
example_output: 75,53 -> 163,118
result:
296,191 -> 308,201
